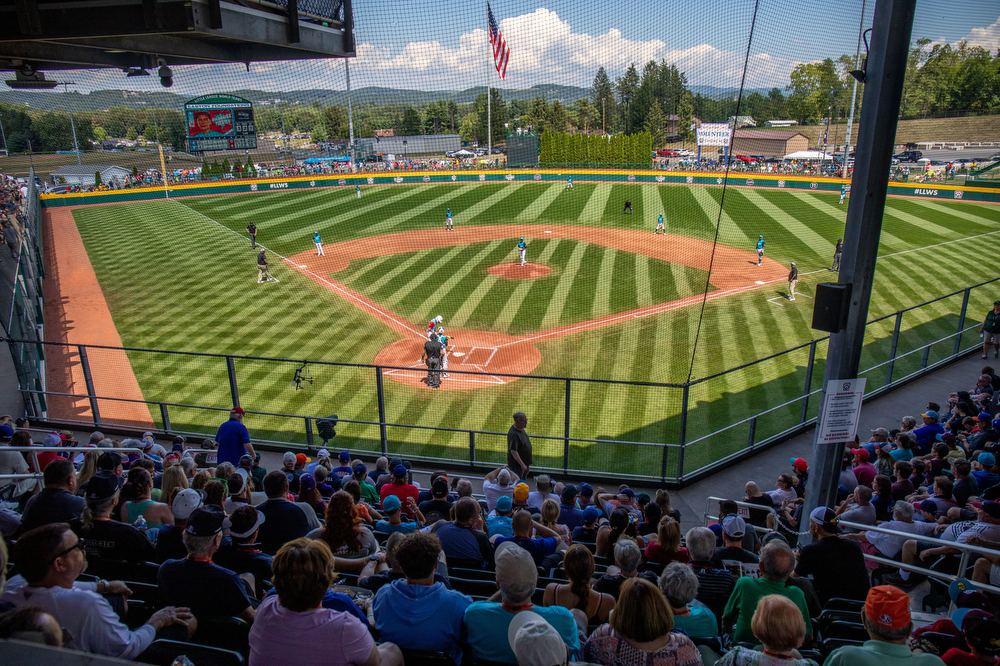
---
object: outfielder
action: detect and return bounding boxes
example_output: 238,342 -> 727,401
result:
313,231 -> 325,256
840,184 -> 848,204
566,177 -> 573,191
756,235 -> 765,266
831,238 -> 843,272
655,214 -> 665,234
446,208 -> 454,231
517,238 -> 527,267
356,184 -> 361,199
623,199 -> 633,214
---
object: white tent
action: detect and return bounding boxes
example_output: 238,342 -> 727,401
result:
782,150 -> 836,161
452,149 -> 476,158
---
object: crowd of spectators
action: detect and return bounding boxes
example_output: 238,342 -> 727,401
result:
0,364 -> 998,666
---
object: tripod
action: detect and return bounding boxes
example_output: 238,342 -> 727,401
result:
292,363 -> 313,390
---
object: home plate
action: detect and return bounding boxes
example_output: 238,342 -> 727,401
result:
755,281 -> 766,285
452,352 -> 466,357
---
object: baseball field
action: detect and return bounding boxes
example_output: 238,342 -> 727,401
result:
50,178 -> 1000,478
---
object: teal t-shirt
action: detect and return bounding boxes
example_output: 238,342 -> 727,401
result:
465,602 -> 579,663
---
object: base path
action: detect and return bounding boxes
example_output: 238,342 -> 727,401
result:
285,225 -> 789,390
42,209 -> 154,428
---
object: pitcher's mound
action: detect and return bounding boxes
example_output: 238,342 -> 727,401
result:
488,263 -> 552,279
374,330 -> 541,391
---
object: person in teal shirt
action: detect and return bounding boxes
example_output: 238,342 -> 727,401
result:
756,235 -> 765,266
445,207 -> 454,231
374,495 -> 422,535
723,541 -> 812,644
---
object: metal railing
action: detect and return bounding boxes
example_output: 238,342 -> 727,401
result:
704,496 -> 778,535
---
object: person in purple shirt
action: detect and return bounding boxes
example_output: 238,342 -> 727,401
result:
215,407 -> 255,466
331,450 -> 353,479
851,448 -> 878,489
912,410 -> 945,455
557,484 -> 585,530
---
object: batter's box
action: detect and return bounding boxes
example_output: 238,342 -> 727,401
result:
460,346 -> 498,367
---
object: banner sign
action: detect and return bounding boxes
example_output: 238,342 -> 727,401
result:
185,94 -> 257,152
816,378 -> 867,444
697,123 -> 732,147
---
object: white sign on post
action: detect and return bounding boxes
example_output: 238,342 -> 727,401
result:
696,123 -> 733,147
816,378 -> 867,444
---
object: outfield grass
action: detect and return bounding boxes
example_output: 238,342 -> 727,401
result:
68,181 -> 1000,478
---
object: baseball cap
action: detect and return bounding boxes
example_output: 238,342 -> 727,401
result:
949,579 -> 989,607
790,457 -> 808,471
44,432 -> 61,447
871,427 -> 889,436
620,488 -> 635,500
496,496 -> 513,512
86,471 -> 120,501
790,261 -> 795,266
339,450 -> 350,462
382,495 -> 402,513
921,410 -> 940,420
579,482 -> 593,498
184,506 -> 231,537
393,464 -> 407,478
979,452 -> 997,467
809,506 -> 841,533
865,586 -> 911,630
354,462 -> 367,476
141,437 -> 153,450
432,477 -> 449,498
561,483 -> 578,502
879,442 -> 894,452
295,453 -> 311,465
172,488 -> 204,520
228,473 -> 246,496
514,483 -> 529,502
299,474 -> 316,493
317,449 -> 330,459
282,452 -> 296,466
981,500 -> 1000,519
583,507 -> 601,524
239,454 -> 253,468
97,451 -> 122,470
920,499 -> 938,514
229,506 -> 266,539
508,611 -> 567,666
495,544 -> 537,590
230,406 -> 245,415
963,611 -> 1000,656
851,448 -> 870,461
0,425 -> 13,441
978,412 -> 993,422
722,515 -> 746,538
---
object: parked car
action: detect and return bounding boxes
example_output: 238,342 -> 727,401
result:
656,149 -> 680,157
47,185 -> 75,194
491,147 -> 506,154
665,134 -> 682,143
893,150 -> 922,162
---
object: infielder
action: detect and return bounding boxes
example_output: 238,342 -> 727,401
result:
246,222 -> 258,249
566,177 -> 573,191
840,184 -> 848,204
788,262 -> 798,301
623,199 -> 633,214
445,208 -> 454,231
438,327 -> 452,378
655,214 -> 665,234
831,238 -> 843,272
756,235 -> 765,266
356,185 -> 361,199
517,238 -> 527,267
257,249 -> 273,283
313,231 -> 325,256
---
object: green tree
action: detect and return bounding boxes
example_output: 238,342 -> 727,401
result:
94,170 -> 101,186
401,107 -> 423,135
93,126 -> 108,143
525,96 -> 550,131
677,92 -> 695,142
0,103 -> 36,152
786,58 -> 845,124
644,98 -> 666,147
591,66 -> 616,134
573,98 -> 594,132
548,100 -> 568,132
447,100 -> 459,131
459,114 -> 477,144
126,126 -> 138,142
323,105 -> 349,139
615,64 -> 641,133
471,89 -> 507,145
424,100 -> 448,134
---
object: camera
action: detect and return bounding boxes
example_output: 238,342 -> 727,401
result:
158,63 -> 173,88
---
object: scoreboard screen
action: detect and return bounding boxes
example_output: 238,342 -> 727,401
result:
185,94 -> 257,152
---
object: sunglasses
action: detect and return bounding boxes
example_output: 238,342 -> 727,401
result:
49,538 -> 85,564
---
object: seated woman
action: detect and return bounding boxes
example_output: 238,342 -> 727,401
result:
117,467 -> 173,538
307,491 -> 379,572
658,562 -> 718,641
645,517 -> 689,565
715,595 -> 818,666
249,538 -> 402,666
543,544 -> 615,627
596,507 -> 645,558
583,577 -> 702,666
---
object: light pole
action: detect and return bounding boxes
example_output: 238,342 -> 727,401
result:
844,0 -> 868,178
61,81 -> 81,164
0,112 -> 7,155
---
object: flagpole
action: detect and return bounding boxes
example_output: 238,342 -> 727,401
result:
486,0 -> 492,162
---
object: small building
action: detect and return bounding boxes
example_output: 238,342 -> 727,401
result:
374,129 -> 395,137
728,115 -> 756,128
665,114 -> 702,134
371,134 -> 460,156
730,130 -> 809,158
50,164 -> 132,186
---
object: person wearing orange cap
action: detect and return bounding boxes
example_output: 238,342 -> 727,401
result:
825,585 -> 945,666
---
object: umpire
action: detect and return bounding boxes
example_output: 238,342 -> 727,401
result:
420,332 -> 443,390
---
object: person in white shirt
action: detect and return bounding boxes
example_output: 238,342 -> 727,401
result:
483,465 -> 519,512
2,523 -> 196,660
527,474 -> 559,510
765,474 -> 798,506
841,502 -> 940,569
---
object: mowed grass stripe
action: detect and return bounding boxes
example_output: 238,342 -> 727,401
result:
269,187 -> 422,244
460,183 -> 528,224
592,246 -> 618,317
687,187 -> 753,248
882,206 -> 961,241
381,243 -> 472,312
400,242 -> 503,318
535,184 -> 580,222
448,242 -> 522,327
659,187 -> 715,242
540,241 -> 591,330
582,184 -> 614,226
491,238 -> 564,329
792,191 -> 911,253
358,185 -> 477,235
898,198 -> 1000,230
740,189 -> 835,257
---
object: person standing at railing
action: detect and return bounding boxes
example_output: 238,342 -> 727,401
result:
215,406 -> 256,467
979,300 -> 1000,360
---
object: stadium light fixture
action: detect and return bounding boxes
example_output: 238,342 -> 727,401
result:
5,65 -> 58,89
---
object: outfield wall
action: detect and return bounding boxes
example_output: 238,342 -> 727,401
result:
38,168 -> 1000,207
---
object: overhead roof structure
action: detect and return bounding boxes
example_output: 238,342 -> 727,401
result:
0,0 -> 354,74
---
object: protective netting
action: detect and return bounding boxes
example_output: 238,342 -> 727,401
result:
4,0 -> 1000,479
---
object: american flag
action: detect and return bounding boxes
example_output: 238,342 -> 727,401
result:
487,4 -> 510,80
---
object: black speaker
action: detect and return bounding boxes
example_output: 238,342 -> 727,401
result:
812,282 -> 852,333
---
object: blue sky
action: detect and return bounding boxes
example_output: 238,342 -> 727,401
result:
12,0 -> 1000,96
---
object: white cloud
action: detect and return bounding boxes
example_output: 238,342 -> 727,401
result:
960,17 -> 1000,50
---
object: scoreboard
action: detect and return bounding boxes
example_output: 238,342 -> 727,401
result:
184,94 -> 257,152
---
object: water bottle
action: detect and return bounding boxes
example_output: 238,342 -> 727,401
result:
134,514 -> 147,531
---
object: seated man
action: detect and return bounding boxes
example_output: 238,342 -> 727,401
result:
380,464 -> 420,519
3,523 -> 194,660
685,526 -> 735,629
483,465 -> 518,512
158,507 -> 256,625
155,488 -> 204,563
835,485 -> 876,530
17,459 -> 86,535
593,537 -> 658,600
373,532 -> 472,663
80,471 -> 155,563
375,495 -> 424,535
256,470 -> 321,555
432,497 -> 494,570
793,507 -> 870,606
711,515 -> 759,569
571,507 -> 602,543
487,496 -> 515,538
841,501 -> 941,570
464,544 -> 580,663
557,484 -> 585,530
493,509 -> 566,570
418,477 -> 454,523
213,505 -> 272,599
722,540 -> 812,645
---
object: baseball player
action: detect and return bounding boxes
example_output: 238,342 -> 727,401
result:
438,327 -> 452,378
566,176 -> 573,191
655,214 -> 665,234
257,249 -> 273,283
831,238 -> 843,272
427,315 -> 443,336
356,184 -> 361,199
756,235 -> 765,266
840,184 -> 848,204
623,198 -> 633,214
788,262 -> 798,301
313,231 -> 325,256
517,238 -> 527,267
445,208 -> 454,231
246,222 -> 257,249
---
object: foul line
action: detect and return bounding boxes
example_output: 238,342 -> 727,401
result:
173,200 -> 426,339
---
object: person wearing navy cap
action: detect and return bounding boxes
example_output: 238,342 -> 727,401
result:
577,482 -> 595,509
379,464 -> 419,519
912,410 -> 945,455
332,451 -> 353,479
353,463 -> 379,505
